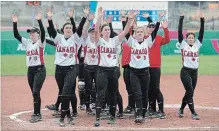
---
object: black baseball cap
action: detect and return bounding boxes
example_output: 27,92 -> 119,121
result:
88,27 -> 95,33
27,27 -> 40,34
147,22 -> 155,27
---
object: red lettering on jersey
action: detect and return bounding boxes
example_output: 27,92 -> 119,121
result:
27,49 -> 38,56
106,48 -> 109,53
56,45 -> 75,53
184,50 -> 198,57
132,48 -> 147,55
66,48 -> 69,53
100,46 -> 116,54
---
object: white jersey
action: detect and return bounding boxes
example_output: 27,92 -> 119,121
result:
177,39 -> 202,69
97,36 -> 121,67
128,36 -> 154,69
21,37 -> 45,67
54,33 -> 82,66
82,36 -> 99,65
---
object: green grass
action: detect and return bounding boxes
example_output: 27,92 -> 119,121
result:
1,55 -> 219,75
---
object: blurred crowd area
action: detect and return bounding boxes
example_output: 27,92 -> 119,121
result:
1,1 -> 219,30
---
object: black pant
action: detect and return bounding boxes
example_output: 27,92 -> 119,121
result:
55,65 -> 77,118
84,64 -> 98,109
123,65 -> 135,109
180,66 -> 198,114
78,58 -> 85,106
95,66 -> 119,120
130,67 -> 150,117
27,65 -> 46,115
149,68 -> 164,113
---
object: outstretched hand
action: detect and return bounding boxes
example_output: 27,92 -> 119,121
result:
68,9 -> 74,18
12,14 -> 18,22
83,6 -> 90,16
98,7 -> 104,17
35,11 -> 42,20
47,8 -> 53,20
142,12 -> 149,18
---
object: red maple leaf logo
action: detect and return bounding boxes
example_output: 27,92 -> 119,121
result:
136,55 -> 141,59
107,54 -> 111,58
192,57 -> 195,61
63,53 -> 68,57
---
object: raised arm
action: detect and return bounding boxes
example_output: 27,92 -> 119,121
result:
82,13 -> 95,40
118,10 -> 136,42
178,13 -> 184,43
46,39 -> 55,46
160,19 -> 170,45
151,22 -> 160,41
151,11 -> 166,41
68,9 -> 77,33
107,15 -> 118,38
47,9 -> 57,39
76,6 -> 89,37
94,7 -> 104,43
142,12 -> 153,23
198,12 -> 204,43
12,14 -> 22,43
35,11 -> 45,43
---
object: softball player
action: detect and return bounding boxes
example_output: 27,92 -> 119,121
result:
93,7 -> 134,127
108,16 -> 124,119
45,10 -> 79,118
127,14 -> 160,123
177,12 -> 204,120
47,7 -> 89,126
80,15 -> 97,114
12,12 -> 46,123
120,12 -> 135,114
142,12 -> 170,119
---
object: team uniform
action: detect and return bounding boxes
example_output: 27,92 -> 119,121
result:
48,16 -> 86,126
147,21 -> 170,118
13,20 -> 46,123
77,46 -> 86,110
177,16 -> 204,120
127,22 -> 159,123
45,17 -> 79,117
121,20 -> 135,113
82,35 -> 99,112
95,36 -> 122,125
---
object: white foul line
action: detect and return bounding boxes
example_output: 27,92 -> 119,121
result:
8,104 -> 219,130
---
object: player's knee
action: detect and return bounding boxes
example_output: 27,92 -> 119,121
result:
32,92 -> 40,98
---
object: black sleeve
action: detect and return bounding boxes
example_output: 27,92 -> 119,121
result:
77,46 -> 82,59
70,17 -> 77,33
76,17 -> 87,37
57,29 -> 63,34
47,27 -> 52,38
37,20 -> 45,43
151,22 -> 160,41
122,17 -> 131,40
147,17 -> 153,23
48,19 -> 57,39
13,22 -> 22,43
198,18 -> 204,43
178,16 -> 184,43
109,23 -> 118,38
46,39 -> 55,46
122,21 -> 126,30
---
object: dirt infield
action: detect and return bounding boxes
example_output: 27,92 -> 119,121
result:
1,75 -> 219,130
